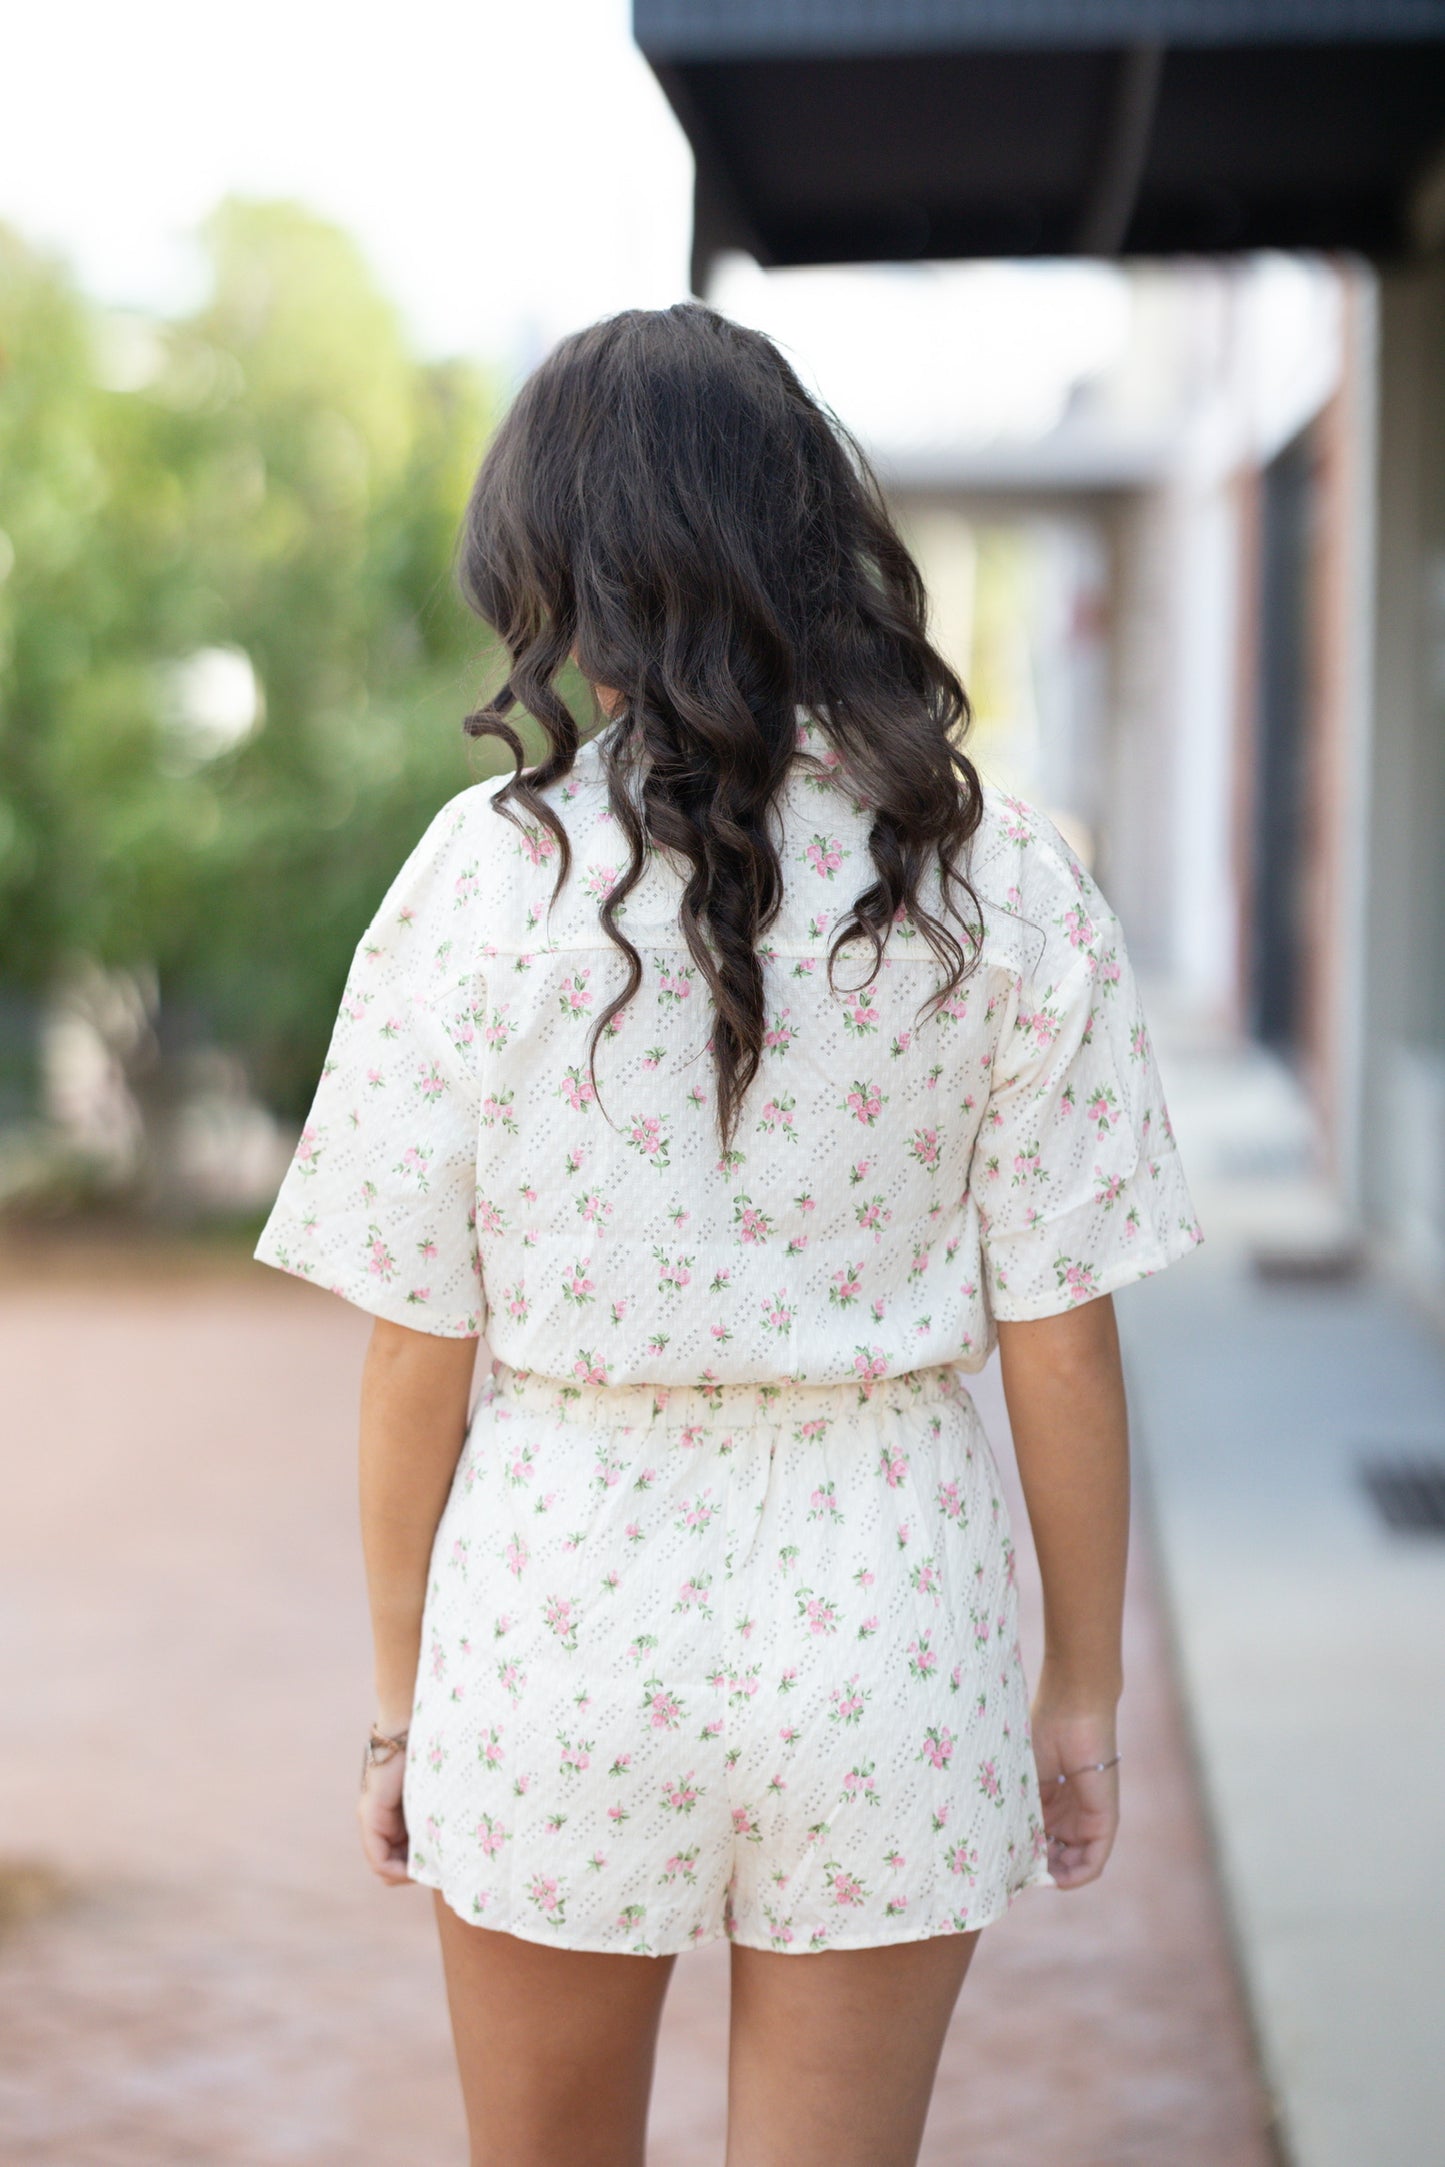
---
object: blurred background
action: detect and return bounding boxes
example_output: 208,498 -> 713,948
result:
2,3 -> 1443,2163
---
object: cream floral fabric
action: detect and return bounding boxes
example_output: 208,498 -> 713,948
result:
256,719 -> 1202,1382
403,1362 -> 1052,1953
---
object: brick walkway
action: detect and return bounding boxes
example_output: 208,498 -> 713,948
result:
0,1257 -> 1278,2164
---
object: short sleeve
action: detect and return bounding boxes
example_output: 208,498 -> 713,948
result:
971,818 -> 1203,1323
254,792 -> 491,1337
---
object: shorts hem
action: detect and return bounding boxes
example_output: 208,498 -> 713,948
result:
410,1860 -> 1055,1958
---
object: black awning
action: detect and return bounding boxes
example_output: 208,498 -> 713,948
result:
634,1 -> 1445,282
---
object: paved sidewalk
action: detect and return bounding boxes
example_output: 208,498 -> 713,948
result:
0,1253 -> 1275,2164
1120,1030 -> 1445,2167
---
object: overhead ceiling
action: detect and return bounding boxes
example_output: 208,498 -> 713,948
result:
634,0 -> 1445,284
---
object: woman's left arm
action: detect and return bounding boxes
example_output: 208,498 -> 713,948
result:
357,1316 -> 480,1884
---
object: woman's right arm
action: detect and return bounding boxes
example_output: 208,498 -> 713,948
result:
996,1293 -> 1130,1889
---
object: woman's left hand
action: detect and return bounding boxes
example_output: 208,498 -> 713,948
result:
357,1749 -> 411,1886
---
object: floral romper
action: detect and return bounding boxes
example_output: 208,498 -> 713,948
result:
255,718 -> 1201,1954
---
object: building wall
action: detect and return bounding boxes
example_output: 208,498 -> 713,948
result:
1364,264 -> 1445,1291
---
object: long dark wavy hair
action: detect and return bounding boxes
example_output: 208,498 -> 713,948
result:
458,303 -> 986,1147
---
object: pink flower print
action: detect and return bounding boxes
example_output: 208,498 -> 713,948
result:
823,1863 -> 867,1907
674,1574 -> 713,1616
919,1725 -> 955,1770
365,1067 -> 384,1091
1012,1140 -> 1043,1186
911,1556 -> 942,1604
843,994 -> 880,1037
415,1060 -> 446,1101
937,988 -> 971,1023
877,1441 -> 911,1489
562,1261 -> 596,1306
526,1873 -> 566,1922
946,1842 -> 979,1881
677,1493 -> 717,1536
842,1763 -> 880,1805
626,1114 -> 671,1169
760,1291 -> 795,1334
503,1282 -> 529,1322
896,1520 -> 912,1549
828,1675 -> 869,1726
475,1194 -> 508,1238
558,1735 -> 593,1775
497,1658 -> 526,1704
807,1482 -> 841,1522
732,1805 -> 762,1842
584,863 -> 619,900
732,1194 -> 774,1245
572,1349 -> 609,1387
478,1727 -> 504,1771
852,1345 -> 889,1397
756,1094 -> 798,1141
518,821 -> 558,866
858,1614 -> 879,1638
404,1286 -> 432,1309
476,1813 -> 509,1857
662,1772 -> 704,1815
1019,1004 -> 1062,1053
543,1595 -> 579,1654
1053,1256 -> 1100,1304
804,833 -> 846,879
976,1758 -> 1004,1806
907,1631 -> 938,1682
394,1142 -> 432,1191
559,969 -> 593,1017
797,1589 -> 839,1636
830,1261 -> 864,1308
559,1065 -> 596,1112
653,1248 -> 693,1293
855,1194 -> 892,1244
643,1678 -> 685,1731
657,962 -> 694,1005
1061,903 -> 1096,951
1095,1166 -> 1126,1208
506,1445 -> 535,1488
909,1127 -> 942,1174
842,1079 -> 886,1126
936,1479 -> 966,1525
1096,948 -> 1122,991
764,1012 -> 798,1055
1086,1085 -> 1120,1134
366,1226 -> 397,1282
661,1848 -> 700,1885
293,1123 -> 322,1174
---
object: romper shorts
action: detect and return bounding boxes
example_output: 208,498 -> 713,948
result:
405,1359 -> 1052,1955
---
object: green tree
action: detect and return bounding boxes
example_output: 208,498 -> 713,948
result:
0,200 -> 511,1131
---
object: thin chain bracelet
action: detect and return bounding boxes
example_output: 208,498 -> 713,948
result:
1049,1751 -> 1121,1786
361,1725 -> 410,1789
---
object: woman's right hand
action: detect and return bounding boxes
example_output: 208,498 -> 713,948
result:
1030,1698 -> 1120,1890
357,1748 -> 412,1886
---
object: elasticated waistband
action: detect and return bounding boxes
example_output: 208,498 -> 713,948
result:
475,1357 -> 977,1430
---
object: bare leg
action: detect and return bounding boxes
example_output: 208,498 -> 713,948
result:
433,1894 -> 677,2167
726,1931 -> 980,2167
